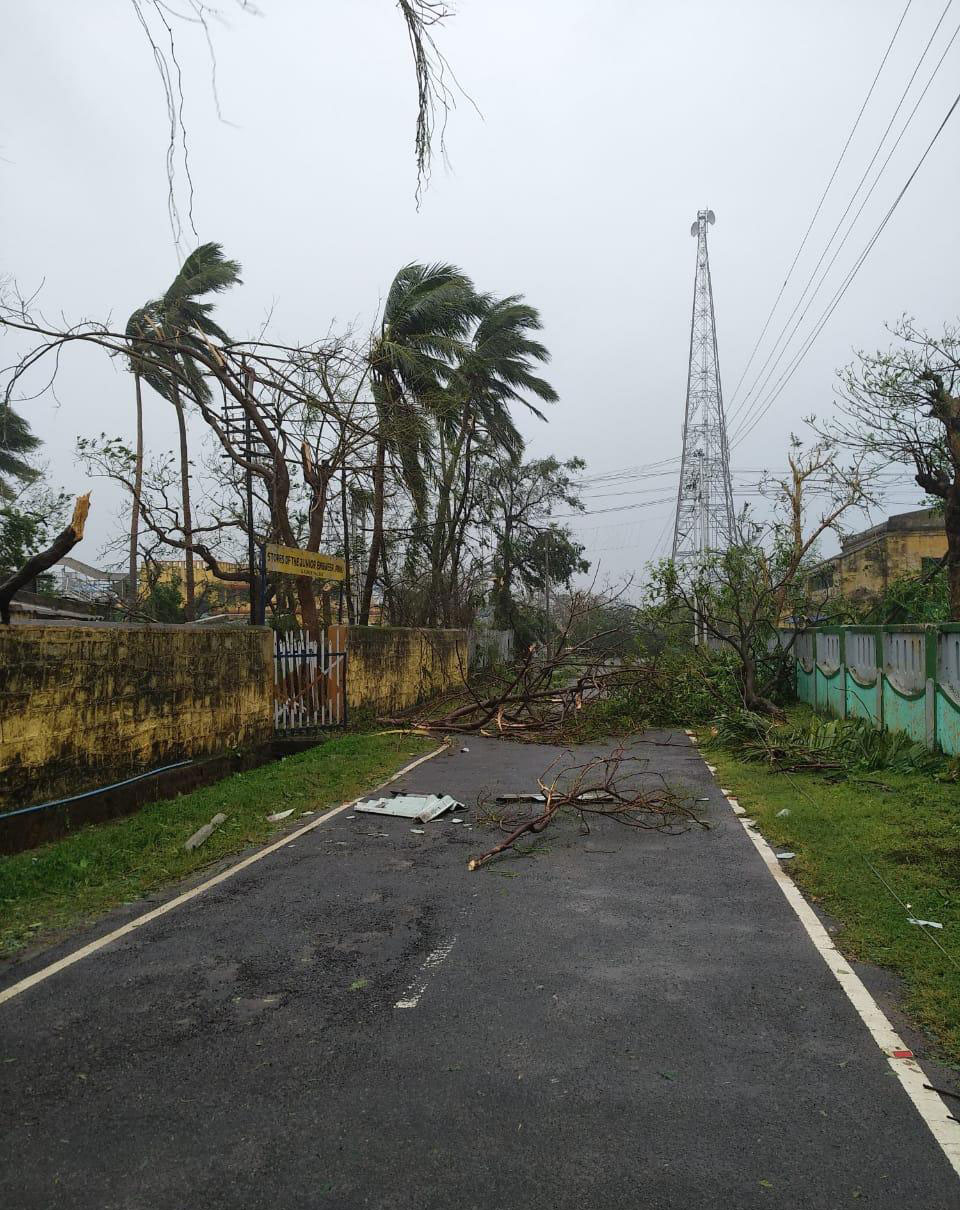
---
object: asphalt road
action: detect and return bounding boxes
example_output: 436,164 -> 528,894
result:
1,732 -> 957,1209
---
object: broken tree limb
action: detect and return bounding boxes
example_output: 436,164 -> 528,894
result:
467,745 -> 708,870
0,493 -> 91,624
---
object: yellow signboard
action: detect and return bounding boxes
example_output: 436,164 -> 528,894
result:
264,543 -> 345,581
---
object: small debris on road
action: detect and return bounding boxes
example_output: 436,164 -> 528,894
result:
184,813 -> 227,851
410,828 -> 425,835
461,746 -> 470,752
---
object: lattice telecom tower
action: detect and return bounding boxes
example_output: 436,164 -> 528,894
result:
671,209 -> 736,564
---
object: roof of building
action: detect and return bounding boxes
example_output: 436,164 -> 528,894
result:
56,556 -> 128,582
839,506 -> 942,555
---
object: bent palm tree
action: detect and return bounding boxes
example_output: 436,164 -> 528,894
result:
429,296 -> 558,615
359,262 -> 484,625
128,243 -> 242,620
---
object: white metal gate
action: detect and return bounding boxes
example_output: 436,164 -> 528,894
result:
274,628 -> 346,733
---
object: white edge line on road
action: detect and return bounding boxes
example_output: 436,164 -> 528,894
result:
394,937 -> 458,1009
705,758 -> 960,1180
0,741 -> 452,1008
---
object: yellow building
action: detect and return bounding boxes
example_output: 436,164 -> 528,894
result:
807,507 -> 946,606
142,559 -> 249,614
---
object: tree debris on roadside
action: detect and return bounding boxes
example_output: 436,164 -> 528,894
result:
714,709 -> 949,778
382,589 -> 655,742
467,746 -> 708,871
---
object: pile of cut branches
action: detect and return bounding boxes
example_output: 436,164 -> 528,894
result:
467,745 -> 708,870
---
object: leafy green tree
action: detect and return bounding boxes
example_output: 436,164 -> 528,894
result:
0,405 -> 40,500
139,569 -> 186,623
0,488 -> 69,581
644,440 -> 874,715
480,454 -> 588,639
831,319 -> 960,618
360,262 -> 484,624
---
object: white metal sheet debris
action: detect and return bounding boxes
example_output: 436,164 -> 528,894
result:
355,793 -> 464,823
907,917 -> 943,929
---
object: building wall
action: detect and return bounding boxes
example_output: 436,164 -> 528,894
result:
143,560 -> 248,613
0,625 -> 274,811
343,626 -> 468,715
811,520 -> 947,605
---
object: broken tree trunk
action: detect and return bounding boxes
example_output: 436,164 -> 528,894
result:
0,493 -> 91,624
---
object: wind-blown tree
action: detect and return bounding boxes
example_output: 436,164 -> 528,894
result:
423,296 -> 558,621
645,439 -> 875,715
129,243 -> 242,619
359,262 -> 484,625
123,308 -> 159,611
480,453 -> 588,643
0,405 -> 40,499
829,318 -> 960,618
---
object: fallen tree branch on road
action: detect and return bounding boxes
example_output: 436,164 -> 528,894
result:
467,745 -> 708,870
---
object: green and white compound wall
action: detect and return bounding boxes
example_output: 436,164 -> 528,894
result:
793,625 -> 960,756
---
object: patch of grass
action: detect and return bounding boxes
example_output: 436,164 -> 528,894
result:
703,728 -> 960,1064
0,732 -> 434,957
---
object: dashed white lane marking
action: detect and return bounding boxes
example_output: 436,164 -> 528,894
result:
394,938 -> 458,1009
707,757 -> 960,1181
0,743 -> 451,1008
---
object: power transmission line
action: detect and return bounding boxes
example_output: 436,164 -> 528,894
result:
731,77 -> 960,449
726,0 -> 916,412
730,0 -> 957,438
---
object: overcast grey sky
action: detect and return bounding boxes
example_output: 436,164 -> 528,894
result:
3,0 -> 959,578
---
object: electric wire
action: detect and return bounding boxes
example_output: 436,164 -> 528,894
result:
731,76 -> 960,450
730,1 -> 959,441
726,0 -> 916,412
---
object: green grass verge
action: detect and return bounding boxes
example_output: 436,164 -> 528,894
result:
0,731 -> 434,958
703,735 -> 960,1065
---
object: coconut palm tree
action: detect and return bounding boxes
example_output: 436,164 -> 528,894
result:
358,262 -> 484,625
128,243 -> 242,619
428,295 -> 558,615
123,307 -> 159,610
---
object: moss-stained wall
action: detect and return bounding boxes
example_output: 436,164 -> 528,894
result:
0,625 -> 274,811
344,626 -> 467,715
837,530 -> 946,603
